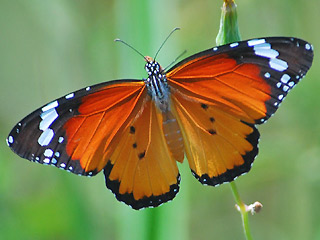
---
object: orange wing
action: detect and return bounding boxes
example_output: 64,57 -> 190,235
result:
168,57 -> 269,124
170,89 -> 259,185
166,37 -> 313,185
8,80 -> 146,176
8,79 -> 180,209
167,37 -> 313,124
63,81 -> 148,175
104,97 -> 180,209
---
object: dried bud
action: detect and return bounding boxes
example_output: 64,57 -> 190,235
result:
235,201 -> 263,215
248,201 -> 263,215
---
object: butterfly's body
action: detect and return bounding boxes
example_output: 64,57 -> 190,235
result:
144,58 -> 170,112
7,37 -> 313,209
144,57 -> 185,162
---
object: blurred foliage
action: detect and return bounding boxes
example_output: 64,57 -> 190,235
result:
1,0 -> 319,239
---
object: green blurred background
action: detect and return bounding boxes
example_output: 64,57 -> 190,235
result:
1,0 -> 319,239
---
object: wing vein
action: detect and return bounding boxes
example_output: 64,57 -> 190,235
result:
66,117 -> 86,165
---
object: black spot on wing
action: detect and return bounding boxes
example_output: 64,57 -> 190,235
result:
130,126 -> 136,134
201,103 -> 208,110
138,151 -> 146,159
208,129 -> 216,135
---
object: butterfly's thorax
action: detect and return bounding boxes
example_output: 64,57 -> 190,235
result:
144,60 -> 170,112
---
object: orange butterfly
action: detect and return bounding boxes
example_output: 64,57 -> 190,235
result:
7,36 -> 313,209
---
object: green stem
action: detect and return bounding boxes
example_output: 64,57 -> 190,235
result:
230,182 -> 252,240
146,208 -> 160,240
215,1 -> 254,238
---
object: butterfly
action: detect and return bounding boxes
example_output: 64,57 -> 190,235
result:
7,36 -> 313,210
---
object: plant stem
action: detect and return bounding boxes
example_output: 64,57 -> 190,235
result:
230,182 -> 252,240
146,208 -> 160,240
216,1 -> 254,239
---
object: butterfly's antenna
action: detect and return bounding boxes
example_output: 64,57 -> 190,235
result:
114,38 -> 147,61
154,27 -> 181,60
163,50 -> 187,72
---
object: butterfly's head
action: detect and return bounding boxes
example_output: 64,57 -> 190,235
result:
144,56 -> 163,77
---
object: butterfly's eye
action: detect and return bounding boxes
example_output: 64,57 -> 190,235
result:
145,63 -> 152,75
153,63 -> 162,74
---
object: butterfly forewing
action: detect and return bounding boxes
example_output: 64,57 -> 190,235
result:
7,80 -> 146,176
167,37 -> 313,124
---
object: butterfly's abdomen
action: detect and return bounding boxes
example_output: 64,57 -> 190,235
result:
162,112 -> 185,163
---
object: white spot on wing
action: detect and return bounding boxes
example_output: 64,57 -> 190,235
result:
7,135 -> 14,145
58,137 -> 64,143
230,42 -> 239,48
65,93 -> 75,99
283,85 -> 289,92
288,81 -> 295,87
43,158 -> 50,164
264,72 -> 270,78
254,48 -> 279,59
253,43 -> 271,49
280,74 -> 291,84
278,94 -> 284,100
269,58 -> 288,72
38,128 -> 54,146
253,43 -> 279,59
39,108 -> 58,131
247,39 -> 266,46
305,43 -> 311,50
44,149 -> 54,157
86,87 -> 91,91
42,100 -> 58,112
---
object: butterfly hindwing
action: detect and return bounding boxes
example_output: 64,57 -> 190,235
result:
7,80 -> 146,176
104,97 -> 180,209
171,90 -> 259,185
